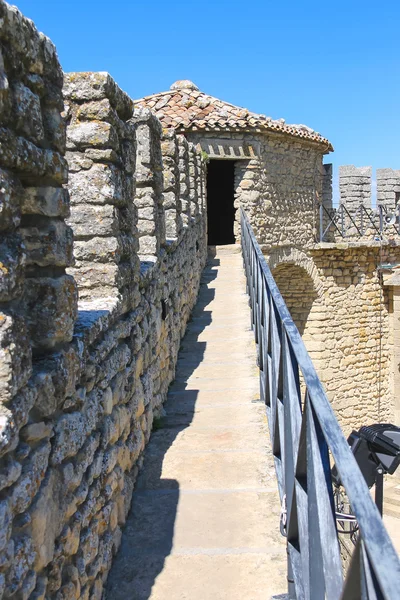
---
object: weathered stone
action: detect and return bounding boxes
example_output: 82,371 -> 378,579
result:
6,536 -> 36,596
68,163 -> 127,206
43,106 -> 66,153
66,122 -> 118,151
63,72 -> 133,120
0,233 -> 25,301
20,218 -> 74,267
52,412 -> 87,465
22,275 -> 78,349
22,187 -> 70,218
0,127 -> 67,184
0,168 -> 22,231
0,312 -> 31,403
0,455 -> 21,491
12,82 -> 44,145
20,421 -> 53,442
11,441 -> 51,514
0,499 -> 12,553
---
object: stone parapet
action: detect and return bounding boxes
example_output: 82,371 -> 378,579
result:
0,4 -> 208,598
0,1 -> 77,362
131,106 -> 165,260
64,71 -> 139,306
177,134 -> 191,227
161,128 -> 182,239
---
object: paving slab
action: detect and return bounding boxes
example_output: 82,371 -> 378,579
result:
106,246 -> 287,599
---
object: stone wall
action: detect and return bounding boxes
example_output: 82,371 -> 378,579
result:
188,131 -> 326,252
269,244 -> 400,434
0,4 -> 207,599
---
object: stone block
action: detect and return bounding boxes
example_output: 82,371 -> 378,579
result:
67,262 -> 135,299
22,275 -> 78,350
0,127 -> 68,184
0,455 -> 22,491
11,441 -> 51,515
63,72 -> 134,120
0,168 -> 22,231
6,535 -> 36,596
0,311 -> 32,403
67,203 -> 117,238
20,218 -> 74,267
11,82 -> 44,145
67,121 -> 118,151
22,186 -> 70,218
139,235 -> 157,256
68,164 -> 126,206
52,411 -> 87,464
0,232 -> 25,301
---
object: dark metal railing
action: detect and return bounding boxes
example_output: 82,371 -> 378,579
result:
241,208 -> 400,599
319,203 -> 400,242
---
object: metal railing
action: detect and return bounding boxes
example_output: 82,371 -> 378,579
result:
319,203 -> 400,242
241,208 -> 400,599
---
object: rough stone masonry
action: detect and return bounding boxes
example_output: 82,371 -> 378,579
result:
0,3 -> 207,598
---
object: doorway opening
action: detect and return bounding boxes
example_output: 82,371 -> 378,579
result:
206,159 -> 235,245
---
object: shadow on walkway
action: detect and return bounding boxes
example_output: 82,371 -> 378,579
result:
105,258 -> 219,599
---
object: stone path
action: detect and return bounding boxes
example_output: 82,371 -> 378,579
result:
106,246 -> 287,600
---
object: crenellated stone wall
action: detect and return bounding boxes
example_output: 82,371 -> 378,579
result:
0,3 -> 207,598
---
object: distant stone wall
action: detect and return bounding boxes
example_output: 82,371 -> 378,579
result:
0,4 -> 207,599
270,243 -> 400,434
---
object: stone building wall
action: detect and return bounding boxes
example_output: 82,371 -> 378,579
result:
188,131 -> 327,252
0,4 -> 207,599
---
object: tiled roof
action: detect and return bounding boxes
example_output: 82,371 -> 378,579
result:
135,80 -> 333,151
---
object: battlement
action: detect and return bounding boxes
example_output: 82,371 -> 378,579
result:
322,164 -> 400,211
0,4 -> 207,598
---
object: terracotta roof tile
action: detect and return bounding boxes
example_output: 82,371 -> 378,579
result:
135,80 -> 333,151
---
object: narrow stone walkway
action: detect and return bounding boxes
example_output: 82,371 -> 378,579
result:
106,246 -> 287,599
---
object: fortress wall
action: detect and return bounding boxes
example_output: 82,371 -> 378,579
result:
0,4 -> 207,598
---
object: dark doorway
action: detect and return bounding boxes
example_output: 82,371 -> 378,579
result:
206,159 -> 235,245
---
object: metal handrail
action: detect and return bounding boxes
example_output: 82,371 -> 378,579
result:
241,207 -> 400,599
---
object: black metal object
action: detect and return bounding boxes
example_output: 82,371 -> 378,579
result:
319,203 -> 400,242
332,424 -> 400,516
241,207 -> 400,599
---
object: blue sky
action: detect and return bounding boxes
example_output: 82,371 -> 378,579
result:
16,0 -> 400,196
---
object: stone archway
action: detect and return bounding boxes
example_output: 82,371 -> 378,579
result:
270,252 -> 325,376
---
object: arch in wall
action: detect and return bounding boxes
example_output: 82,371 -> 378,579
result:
267,248 -> 323,297
270,251 -> 325,378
